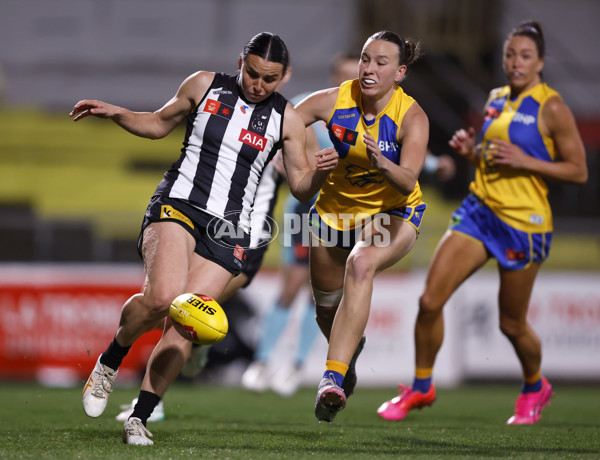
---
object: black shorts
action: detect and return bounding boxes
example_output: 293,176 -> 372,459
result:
239,244 -> 269,287
137,195 -> 250,276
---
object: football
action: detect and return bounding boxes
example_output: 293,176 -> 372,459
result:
169,293 -> 228,345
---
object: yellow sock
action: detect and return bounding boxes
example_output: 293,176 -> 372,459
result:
525,370 -> 541,384
325,360 -> 349,377
415,367 -> 433,379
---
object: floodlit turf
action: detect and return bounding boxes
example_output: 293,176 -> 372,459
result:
0,382 -> 598,459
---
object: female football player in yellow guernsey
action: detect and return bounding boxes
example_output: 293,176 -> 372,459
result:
377,21 -> 588,425
295,30 -> 429,422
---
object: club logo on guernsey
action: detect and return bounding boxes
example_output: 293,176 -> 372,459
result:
331,123 -> 358,146
239,128 -> 267,151
251,117 -> 266,132
204,99 -> 234,120
345,164 -> 384,187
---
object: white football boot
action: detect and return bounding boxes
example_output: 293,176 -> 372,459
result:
240,361 -> 270,392
314,373 -> 346,423
122,417 -> 153,445
271,364 -> 302,397
82,355 -> 118,417
115,398 -> 165,422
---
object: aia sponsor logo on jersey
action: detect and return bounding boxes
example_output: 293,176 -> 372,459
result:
331,123 -> 358,146
239,128 -> 267,151
204,99 -> 234,120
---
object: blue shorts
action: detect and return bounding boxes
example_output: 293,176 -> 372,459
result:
450,194 -> 552,270
308,203 -> 427,251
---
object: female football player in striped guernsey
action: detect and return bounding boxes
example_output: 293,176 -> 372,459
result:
70,31 -> 338,445
295,30 -> 430,422
377,21 -> 587,425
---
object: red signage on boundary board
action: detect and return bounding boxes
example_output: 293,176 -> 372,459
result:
0,266 -> 160,383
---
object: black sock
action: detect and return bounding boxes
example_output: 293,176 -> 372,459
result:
130,391 -> 161,426
99,336 -> 131,370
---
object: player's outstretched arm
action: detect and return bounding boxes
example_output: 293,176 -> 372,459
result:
69,71 -> 214,140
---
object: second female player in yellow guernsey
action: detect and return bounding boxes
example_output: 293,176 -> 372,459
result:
295,30 -> 429,422
377,21 -> 588,425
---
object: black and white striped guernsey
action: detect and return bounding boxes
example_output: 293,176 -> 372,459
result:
155,72 -> 288,233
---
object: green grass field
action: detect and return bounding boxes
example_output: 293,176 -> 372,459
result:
1,382 -> 598,459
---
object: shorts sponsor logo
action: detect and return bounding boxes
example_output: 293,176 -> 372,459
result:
233,245 -> 246,261
529,214 -> 544,225
160,205 -> 194,229
239,128 -> 267,151
506,248 -> 526,261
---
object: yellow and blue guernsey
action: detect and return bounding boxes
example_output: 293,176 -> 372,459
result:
315,79 -> 424,230
473,82 -> 559,233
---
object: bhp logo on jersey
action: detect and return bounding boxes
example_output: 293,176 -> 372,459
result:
239,128 -> 267,151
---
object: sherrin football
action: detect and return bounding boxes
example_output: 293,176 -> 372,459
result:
169,293 -> 228,345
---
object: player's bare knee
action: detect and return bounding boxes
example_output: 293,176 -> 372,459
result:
499,316 -> 526,339
143,291 -> 177,322
418,291 -> 444,317
345,252 -> 375,284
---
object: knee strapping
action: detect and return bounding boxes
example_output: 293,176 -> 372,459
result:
312,287 -> 343,307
